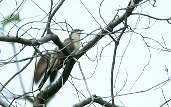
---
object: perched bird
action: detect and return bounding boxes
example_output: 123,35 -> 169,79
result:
34,29 -> 83,84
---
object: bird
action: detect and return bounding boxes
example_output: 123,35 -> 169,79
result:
34,29 -> 83,84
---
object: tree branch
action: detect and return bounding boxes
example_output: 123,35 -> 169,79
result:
73,95 -> 119,107
0,99 -> 10,107
76,0 -> 143,58
33,58 -> 75,106
0,34 -> 54,46
46,0 -> 66,33
33,0 -> 143,106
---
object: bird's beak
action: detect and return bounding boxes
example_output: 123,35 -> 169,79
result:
79,29 -> 84,32
78,30 -> 83,34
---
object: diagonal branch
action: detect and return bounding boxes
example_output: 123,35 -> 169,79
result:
46,0 -> 66,33
76,0 -> 143,58
33,0 -> 143,106
0,54 -> 34,92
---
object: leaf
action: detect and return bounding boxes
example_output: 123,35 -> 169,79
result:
25,96 -> 34,104
1,13 -> 21,28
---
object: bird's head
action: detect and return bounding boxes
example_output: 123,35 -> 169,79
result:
71,29 -> 84,33
70,29 -> 83,40
69,29 -> 83,51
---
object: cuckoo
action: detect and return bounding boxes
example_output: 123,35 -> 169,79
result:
34,29 -> 83,85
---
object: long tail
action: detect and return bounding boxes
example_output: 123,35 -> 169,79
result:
34,55 -> 49,84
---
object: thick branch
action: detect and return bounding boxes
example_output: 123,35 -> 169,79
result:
0,99 -> 10,107
34,0 -> 143,106
73,95 -> 118,107
34,59 -> 75,105
0,34 -> 54,46
76,0 -> 143,58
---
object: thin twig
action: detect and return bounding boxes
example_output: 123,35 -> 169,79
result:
33,0 -> 143,105
0,55 -> 34,92
73,58 -> 94,107
11,43 -> 26,93
161,88 -> 169,107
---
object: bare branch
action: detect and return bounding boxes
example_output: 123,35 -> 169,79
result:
73,95 -> 119,107
33,58 -> 76,106
0,99 -> 10,107
46,0 -> 66,33
116,79 -> 171,97
132,13 -> 171,21
74,58 -> 94,105
33,0 -> 143,106
25,0 -> 148,106
161,98 -> 171,107
0,54 -> 34,92
77,0 -> 143,58
0,33 -> 56,46
161,88 -> 169,107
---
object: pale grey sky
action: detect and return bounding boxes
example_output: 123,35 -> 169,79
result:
0,0 -> 171,107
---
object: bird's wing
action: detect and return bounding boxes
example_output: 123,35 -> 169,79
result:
34,55 -> 50,84
49,47 -> 63,83
63,38 -> 75,52
50,53 -> 60,71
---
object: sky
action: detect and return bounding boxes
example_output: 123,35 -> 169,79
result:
0,0 -> 171,107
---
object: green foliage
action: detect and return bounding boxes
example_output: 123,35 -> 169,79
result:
1,13 -> 21,28
25,96 -> 34,104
